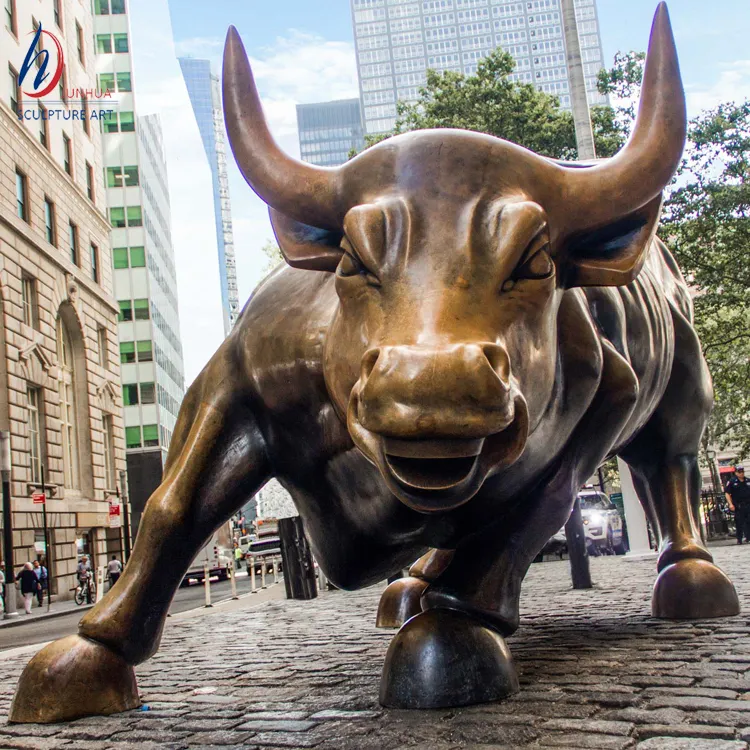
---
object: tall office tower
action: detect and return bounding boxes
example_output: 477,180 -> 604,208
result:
94,3 -> 185,538
178,58 -> 239,335
1,0 -> 129,598
297,99 -> 366,166
351,0 -> 607,135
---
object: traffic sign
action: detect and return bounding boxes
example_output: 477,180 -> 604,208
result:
32,492 -> 45,505
108,502 -> 121,528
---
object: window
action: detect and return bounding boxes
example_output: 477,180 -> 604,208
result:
111,0 -> 126,13
82,97 -> 90,135
129,246 -> 145,267
76,22 -> 85,65
102,111 -> 119,133
109,207 -> 125,228
44,198 -> 56,245
119,111 -> 134,132
116,72 -> 131,91
143,424 -> 158,447
113,33 -> 129,53
63,133 -> 72,175
31,19 -> 42,70
15,169 -> 28,222
90,243 -> 100,283
133,299 -> 149,320
118,300 -> 132,322
96,35 -> 112,54
97,326 -> 108,367
94,0 -> 109,14
4,0 -> 16,36
9,65 -> 20,113
136,340 -> 152,362
122,384 -> 138,406
113,248 -> 128,269
126,206 -> 142,226
107,166 -> 139,187
119,341 -> 135,363
57,317 -> 79,490
140,383 -> 155,404
98,73 -> 114,92
28,388 -> 44,484
58,67 -> 67,104
102,415 -> 115,490
86,162 -> 94,201
123,166 -> 139,186
53,0 -> 61,27
125,426 -> 141,449
39,103 -> 49,149
21,275 -> 37,328
68,222 -> 78,265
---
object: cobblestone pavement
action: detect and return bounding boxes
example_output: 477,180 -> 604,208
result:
2,546 -> 750,750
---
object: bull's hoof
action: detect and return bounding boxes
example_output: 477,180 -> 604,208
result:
379,608 -> 519,708
652,559 -> 740,619
9,634 -> 140,723
376,577 -> 428,628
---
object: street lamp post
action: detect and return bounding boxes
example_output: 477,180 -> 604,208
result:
1,431 -> 18,618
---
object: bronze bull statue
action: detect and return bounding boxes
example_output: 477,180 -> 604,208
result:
9,2 -> 740,722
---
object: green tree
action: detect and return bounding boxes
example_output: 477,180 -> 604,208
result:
359,49 -> 625,159
261,239 -> 283,272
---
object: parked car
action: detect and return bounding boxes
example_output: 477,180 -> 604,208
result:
246,536 -> 282,574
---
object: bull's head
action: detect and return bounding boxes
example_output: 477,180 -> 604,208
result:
223,3 -> 685,513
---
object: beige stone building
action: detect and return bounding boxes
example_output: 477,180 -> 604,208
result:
0,0 -> 127,598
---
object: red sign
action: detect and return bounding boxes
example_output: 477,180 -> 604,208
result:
32,492 -> 45,505
108,503 -> 121,528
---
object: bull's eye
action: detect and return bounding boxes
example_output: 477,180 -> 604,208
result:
515,247 -> 553,281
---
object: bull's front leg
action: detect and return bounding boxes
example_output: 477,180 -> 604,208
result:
379,340 -> 638,709
376,549 -> 454,628
9,341 -> 271,723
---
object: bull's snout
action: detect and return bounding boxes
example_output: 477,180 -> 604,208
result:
357,343 -> 514,439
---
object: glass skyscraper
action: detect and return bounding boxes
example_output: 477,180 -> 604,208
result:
297,99 -> 366,166
351,0 -> 608,135
178,58 -> 240,335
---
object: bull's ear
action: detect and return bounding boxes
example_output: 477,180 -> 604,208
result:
269,207 -> 343,272
560,196 -> 662,288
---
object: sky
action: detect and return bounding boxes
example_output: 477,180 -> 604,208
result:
132,0 -> 750,385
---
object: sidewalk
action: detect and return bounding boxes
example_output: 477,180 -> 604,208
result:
0,598 -> 92,630
0,547 -> 749,749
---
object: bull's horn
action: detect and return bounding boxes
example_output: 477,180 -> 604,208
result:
560,2 -> 686,231
222,27 -> 342,229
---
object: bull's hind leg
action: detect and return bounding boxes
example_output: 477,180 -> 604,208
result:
620,308 -> 739,619
376,549 -> 454,628
10,341 -> 271,723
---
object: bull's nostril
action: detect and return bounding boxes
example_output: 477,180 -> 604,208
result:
361,348 -> 381,380
482,343 -> 511,386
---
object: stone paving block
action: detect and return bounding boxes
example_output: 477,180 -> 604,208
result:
182,730 -> 256,746
635,739 -> 748,749
236,719 -> 316,732
541,719 -> 634,736
636,724 -> 737,740
539,731 -> 635,748
246,732 -> 322,747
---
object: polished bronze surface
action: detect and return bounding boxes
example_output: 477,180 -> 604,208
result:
375,577 -> 428,629
9,2 -> 740,721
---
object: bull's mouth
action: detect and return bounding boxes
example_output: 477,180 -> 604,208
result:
384,438 -> 482,492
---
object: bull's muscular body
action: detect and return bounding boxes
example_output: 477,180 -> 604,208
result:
9,2 -> 741,722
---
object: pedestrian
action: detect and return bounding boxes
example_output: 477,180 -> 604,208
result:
107,555 -> 122,588
234,544 -> 243,571
0,561 -> 5,614
17,562 -> 38,615
77,555 -> 92,603
725,466 -> 750,544
32,560 -> 47,607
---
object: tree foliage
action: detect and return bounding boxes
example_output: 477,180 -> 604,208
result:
360,49 -> 625,159
261,239 -> 284,272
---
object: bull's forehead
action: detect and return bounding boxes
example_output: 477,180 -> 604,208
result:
343,194 -> 548,281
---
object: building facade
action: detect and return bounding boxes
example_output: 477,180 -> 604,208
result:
1,0 -> 128,596
297,99 -> 366,167
350,0 -> 608,135
94,6 -> 186,538
178,58 -> 239,336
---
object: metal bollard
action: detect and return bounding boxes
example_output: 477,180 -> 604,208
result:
317,564 -> 327,592
203,562 -> 212,607
229,563 -> 238,600
95,566 -> 105,603
250,556 -> 257,593
261,556 -> 268,589
273,556 -> 279,584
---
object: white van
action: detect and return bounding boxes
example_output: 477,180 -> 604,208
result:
182,528 -> 232,585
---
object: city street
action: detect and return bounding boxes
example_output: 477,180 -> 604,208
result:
1,546 -> 750,749
0,569 -> 281,652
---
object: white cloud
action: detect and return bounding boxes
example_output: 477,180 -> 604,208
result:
686,60 -> 750,115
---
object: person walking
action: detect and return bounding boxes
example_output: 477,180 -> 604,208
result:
0,562 -> 5,615
17,563 -> 38,615
77,556 -> 92,603
234,544 -> 243,571
107,555 -> 122,588
32,560 -> 47,607
725,466 -> 750,544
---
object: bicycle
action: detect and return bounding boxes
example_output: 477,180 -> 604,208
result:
74,574 -> 96,605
